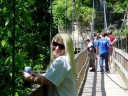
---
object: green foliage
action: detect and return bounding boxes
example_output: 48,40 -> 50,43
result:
107,0 -> 128,13
122,27 -> 128,34
52,0 -> 71,26
0,0 -> 127,95
113,29 -> 120,35
78,6 -> 93,25
52,0 -> 94,27
113,26 -> 128,36
0,0 -> 56,95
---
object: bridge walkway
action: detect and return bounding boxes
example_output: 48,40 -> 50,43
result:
80,58 -> 128,96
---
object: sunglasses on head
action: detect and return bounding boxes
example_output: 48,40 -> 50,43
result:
52,41 -> 65,50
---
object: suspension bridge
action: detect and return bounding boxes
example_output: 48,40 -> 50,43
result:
26,46 -> 128,96
25,1 -> 128,96
4,0 -> 127,96
24,40 -> 128,95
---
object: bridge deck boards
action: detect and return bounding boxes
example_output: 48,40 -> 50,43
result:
80,59 -> 128,96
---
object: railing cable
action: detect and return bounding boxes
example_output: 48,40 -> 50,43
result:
104,72 -> 128,91
98,58 -> 128,91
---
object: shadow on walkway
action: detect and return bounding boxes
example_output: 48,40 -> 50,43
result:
80,58 -> 128,96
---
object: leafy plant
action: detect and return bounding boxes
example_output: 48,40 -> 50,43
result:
0,0 -> 56,95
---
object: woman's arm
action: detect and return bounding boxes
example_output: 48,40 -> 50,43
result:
23,72 -> 53,85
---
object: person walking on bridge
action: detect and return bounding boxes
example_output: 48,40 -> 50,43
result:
85,39 -> 96,72
96,32 -> 110,73
108,31 -> 116,68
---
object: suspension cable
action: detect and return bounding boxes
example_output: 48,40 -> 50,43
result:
118,6 -> 128,49
103,0 -> 107,32
74,1 -> 80,52
65,0 -> 67,32
72,0 -> 75,41
91,0 -> 95,38
50,0 -> 52,47
126,5 -> 128,52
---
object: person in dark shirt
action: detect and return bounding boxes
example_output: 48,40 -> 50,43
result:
85,39 -> 96,72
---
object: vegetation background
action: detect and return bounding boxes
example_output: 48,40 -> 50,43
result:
0,0 -> 127,96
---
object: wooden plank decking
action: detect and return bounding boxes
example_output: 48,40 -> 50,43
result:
80,58 -> 128,96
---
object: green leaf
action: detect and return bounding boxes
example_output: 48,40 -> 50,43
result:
15,92 -> 19,96
1,40 -> 7,47
3,7 -> 7,14
5,56 -> 11,65
7,29 -> 12,37
5,19 -> 9,26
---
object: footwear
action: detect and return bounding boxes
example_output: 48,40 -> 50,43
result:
100,70 -> 104,74
90,68 -> 96,72
106,69 -> 109,72
106,70 -> 110,73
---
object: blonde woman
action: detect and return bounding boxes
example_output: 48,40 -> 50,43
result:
23,32 -> 77,96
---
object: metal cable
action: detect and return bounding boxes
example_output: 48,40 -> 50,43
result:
65,0 -> 67,33
103,0 -> 107,32
91,0 -> 95,38
71,0 -> 75,41
118,6 -> 128,49
50,0 -> 52,42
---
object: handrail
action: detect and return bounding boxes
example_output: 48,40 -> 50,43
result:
26,48 -> 89,96
75,48 -> 89,95
113,47 -> 128,88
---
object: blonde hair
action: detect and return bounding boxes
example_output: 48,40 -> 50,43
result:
50,32 -> 76,78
